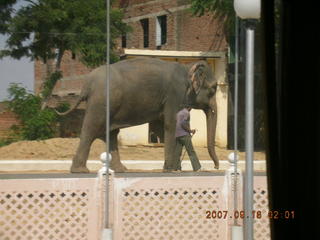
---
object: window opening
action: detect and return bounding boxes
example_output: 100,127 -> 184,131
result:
156,15 -> 167,47
121,34 -> 127,48
140,19 -> 149,48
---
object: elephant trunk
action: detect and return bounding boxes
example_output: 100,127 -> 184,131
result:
205,97 -> 219,169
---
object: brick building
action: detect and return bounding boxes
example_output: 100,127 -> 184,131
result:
34,0 -> 229,147
0,102 -> 20,140
118,0 -> 226,51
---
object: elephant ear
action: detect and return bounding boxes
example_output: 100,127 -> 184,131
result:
189,62 -> 206,95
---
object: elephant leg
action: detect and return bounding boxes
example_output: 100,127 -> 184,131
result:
110,129 -> 127,172
100,129 -> 127,172
70,133 -> 95,173
163,106 -> 179,170
71,110 -> 104,173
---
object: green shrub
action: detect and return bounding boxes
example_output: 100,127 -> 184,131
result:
7,83 -> 62,140
0,138 -> 14,147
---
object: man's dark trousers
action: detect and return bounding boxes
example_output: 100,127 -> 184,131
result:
174,135 -> 201,171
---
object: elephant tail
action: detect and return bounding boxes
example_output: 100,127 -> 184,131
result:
55,78 -> 90,116
55,96 -> 84,116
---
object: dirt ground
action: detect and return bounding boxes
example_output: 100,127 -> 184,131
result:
0,138 -> 265,160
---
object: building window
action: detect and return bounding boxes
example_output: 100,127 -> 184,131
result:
140,18 -> 149,48
121,34 -> 127,48
156,15 -> 167,47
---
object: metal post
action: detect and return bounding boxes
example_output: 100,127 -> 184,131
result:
233,16 -> 239,226
244,21 -> 255,240
104,0 -> 111,234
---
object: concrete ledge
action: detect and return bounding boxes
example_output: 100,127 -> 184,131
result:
0,173 -> 98,179
124,49 -> 225,58
0,160 -> 266,172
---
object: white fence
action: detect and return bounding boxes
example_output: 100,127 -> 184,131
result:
0,171 -> 270,240
0,175 -> 103,240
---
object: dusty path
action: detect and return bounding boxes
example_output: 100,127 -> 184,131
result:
0,138 -> 265,160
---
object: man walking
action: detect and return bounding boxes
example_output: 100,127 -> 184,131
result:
173,104 -> 201,172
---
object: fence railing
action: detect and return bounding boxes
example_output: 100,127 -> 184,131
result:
0,174 -> 102,240
0,170 -> 270,240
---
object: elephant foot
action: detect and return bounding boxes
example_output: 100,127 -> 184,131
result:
70,165 -> 90,173
110,160 -> 127,172
214,164 -> 219,170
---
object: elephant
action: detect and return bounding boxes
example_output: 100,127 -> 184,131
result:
57,57 -> 219,173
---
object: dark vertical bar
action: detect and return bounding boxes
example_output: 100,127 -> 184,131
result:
262,0 -> 320,239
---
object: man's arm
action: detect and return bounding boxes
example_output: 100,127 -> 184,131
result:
180,112 -> 195,134
181,120 -> 192,133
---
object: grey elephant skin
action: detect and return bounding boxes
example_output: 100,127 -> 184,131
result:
57,57 -> 219,173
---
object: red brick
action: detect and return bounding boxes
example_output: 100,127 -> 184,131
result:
0,111 -> 20,138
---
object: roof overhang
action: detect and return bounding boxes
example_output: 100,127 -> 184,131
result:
123,49 -> 226,58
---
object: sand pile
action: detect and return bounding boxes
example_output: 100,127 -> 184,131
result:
0,138 -> 105,160
0,138 -> 265,160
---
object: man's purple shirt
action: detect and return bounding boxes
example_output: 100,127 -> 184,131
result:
175,108 -> 191,137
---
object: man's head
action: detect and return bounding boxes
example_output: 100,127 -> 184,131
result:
181,103 -> 192,111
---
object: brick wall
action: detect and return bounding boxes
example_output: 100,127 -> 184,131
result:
0,111 -> 19,139
34,51 -> 92,94
176,10 -> 226,51
123,0 -> 227,52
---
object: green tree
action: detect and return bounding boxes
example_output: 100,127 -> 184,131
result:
1,0 -> 129,67
0,0 -> 17,33
1,0 -> 130,105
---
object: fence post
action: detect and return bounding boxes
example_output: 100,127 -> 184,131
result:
98,153 -> 114,239
225,153 -> 244,240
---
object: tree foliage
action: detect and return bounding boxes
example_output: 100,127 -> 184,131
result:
6,83 -> 68,140
1,0 -> 130,109
1,0 -> 130,68
0,0 -> 17,33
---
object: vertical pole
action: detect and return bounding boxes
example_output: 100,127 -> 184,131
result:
244,22 -> 255,240
105,0 -> 111,230
233,16 -> 239,226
